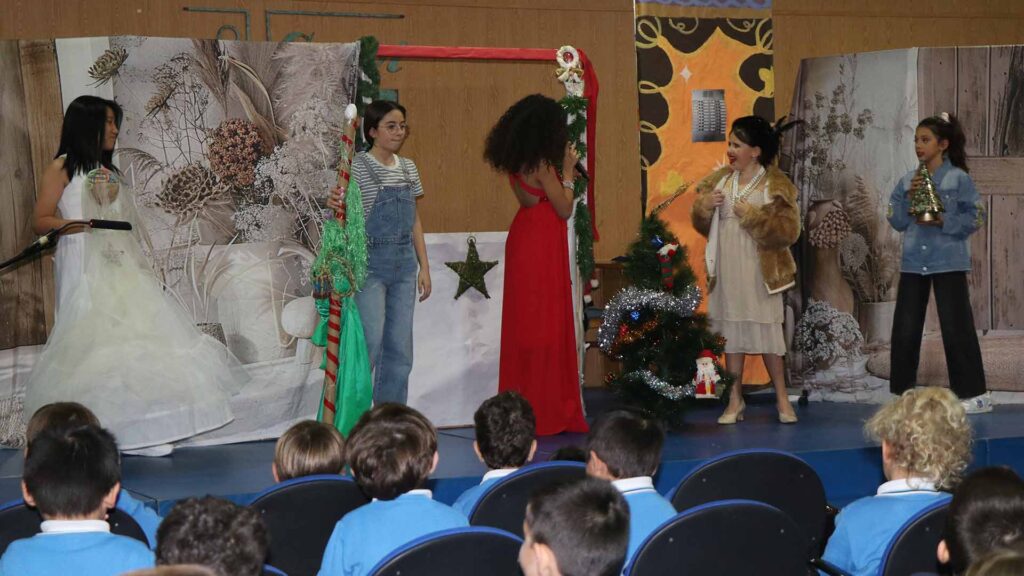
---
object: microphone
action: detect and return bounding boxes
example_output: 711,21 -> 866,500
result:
87,219 -> 133,231
1,219 -> 134,272
574,160 -> 589,181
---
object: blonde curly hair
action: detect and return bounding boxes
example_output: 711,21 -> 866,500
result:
865,387 -> 972,489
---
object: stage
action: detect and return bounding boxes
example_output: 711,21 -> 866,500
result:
1,390 -> 1023,515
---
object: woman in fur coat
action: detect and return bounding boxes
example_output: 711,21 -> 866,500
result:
691,116 -> 801,425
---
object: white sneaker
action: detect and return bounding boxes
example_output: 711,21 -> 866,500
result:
961,392 -> 993,414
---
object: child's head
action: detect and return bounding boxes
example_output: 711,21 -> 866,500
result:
484,94 -> 569,176
345,403 -> 437,500
26,402 -> 100,445
729,115 -> 800,168
473,391 -> 536,470
586,409 -> 665,481
865,387 -> 971,489
520,477 -> 630,576
272,420 -> 346,482
965,549 -> 1024,576
22,424 -> 120,520
939,467 -> 1024,574
157,496 -> 269,576
917,113 -> 969,172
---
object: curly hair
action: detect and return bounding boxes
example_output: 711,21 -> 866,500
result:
157,496 -> 269,576
484,94 -> 568,175
474,391 -> 536,469
865,387 -> 972,490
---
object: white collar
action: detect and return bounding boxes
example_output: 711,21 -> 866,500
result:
373,489 -> 433,503
39,519 -> 110,534
612,476 -> 656,494
482,468 -> 517,483
877,478 -> 938,496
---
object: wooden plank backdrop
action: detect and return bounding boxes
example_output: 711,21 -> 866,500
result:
915,46 -> 1024,333
0,41 -> 48,348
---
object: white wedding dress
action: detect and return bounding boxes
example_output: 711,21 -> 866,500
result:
23,170 -> 248,451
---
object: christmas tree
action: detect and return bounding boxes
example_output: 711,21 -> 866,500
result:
598,193 -> 732,425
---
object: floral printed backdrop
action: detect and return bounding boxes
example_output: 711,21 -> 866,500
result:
99,37 -> 360,363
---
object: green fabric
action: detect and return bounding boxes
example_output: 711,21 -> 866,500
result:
312,176 -> 371,435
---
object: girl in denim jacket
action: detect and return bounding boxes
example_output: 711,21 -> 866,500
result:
887,114 -> 989,413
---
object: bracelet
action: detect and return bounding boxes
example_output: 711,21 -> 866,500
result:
561,179 -> 575,190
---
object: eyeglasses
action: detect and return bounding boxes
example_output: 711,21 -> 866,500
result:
379,123 -> 408,133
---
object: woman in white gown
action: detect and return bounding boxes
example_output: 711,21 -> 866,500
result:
25,95 -> 247,454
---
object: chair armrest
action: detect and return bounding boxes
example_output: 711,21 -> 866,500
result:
810,557 -> 851,576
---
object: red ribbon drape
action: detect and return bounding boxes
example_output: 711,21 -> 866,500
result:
376,44 -> 599,239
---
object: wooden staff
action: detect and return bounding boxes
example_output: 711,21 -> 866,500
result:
320,104 -> 359,425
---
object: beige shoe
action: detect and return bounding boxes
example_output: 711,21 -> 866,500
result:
718,402 -> 746,425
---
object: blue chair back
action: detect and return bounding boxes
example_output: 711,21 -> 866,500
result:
0,498 -> 148,556
249,474 -> 369,576
468,461 -> 587,538
670,448 -> 828,553
625,499 -> 808,576
368,527 -> 523,576
879,499 -> 950,576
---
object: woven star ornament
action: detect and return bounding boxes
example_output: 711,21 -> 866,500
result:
445,236 -> 498,299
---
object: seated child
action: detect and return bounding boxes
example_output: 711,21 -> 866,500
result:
938,466 -> 1024,575
586,409 -> 676,560
823,387 -> 971,576
0,425 -> 154,575
519,476 -> 630,576
317,403 -> 468,576
453,391 -> 537,516
25,401 -> 163,547
156,496 -> 269,576
273,419 -> 346,482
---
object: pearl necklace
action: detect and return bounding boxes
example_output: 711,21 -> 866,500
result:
730,165 -> 766,204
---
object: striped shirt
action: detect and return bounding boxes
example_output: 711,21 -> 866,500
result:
352,151 -> 424,217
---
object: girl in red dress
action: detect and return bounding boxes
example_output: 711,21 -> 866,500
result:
484,94 -> 588,435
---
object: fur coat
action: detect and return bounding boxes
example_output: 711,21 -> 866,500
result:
690,165 -> 800,294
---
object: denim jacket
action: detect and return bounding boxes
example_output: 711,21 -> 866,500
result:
887,159 -> 985,275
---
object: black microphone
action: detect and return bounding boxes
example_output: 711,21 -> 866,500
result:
574,160 -> 589,181
87,219 -> 133,231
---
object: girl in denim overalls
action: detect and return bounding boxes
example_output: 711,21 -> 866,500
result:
887,114 -> 989,413
348,101 -> 431,405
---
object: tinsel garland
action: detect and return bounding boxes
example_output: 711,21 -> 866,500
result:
597,284 -> 703,357
622,369 -> 695,401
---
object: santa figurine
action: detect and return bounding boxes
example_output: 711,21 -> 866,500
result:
693,349 -> 722,399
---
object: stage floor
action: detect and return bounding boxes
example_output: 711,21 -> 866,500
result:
3,390 -> 1024,514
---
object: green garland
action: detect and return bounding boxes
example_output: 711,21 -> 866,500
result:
356,36 -> 381,150
559,94 -> 594,281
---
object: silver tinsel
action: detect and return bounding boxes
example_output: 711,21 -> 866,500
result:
597,285 -> 702,356
624,369 -> 695,401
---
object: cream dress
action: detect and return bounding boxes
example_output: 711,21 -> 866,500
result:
706,171 -> 786,355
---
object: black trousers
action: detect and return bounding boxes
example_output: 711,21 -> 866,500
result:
890,272 -> 986,398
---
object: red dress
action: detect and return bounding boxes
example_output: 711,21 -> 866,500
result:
499,174 -> 589,435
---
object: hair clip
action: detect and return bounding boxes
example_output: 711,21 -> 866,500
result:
939,112 -> 951,123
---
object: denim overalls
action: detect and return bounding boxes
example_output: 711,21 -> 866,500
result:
354,154 -> 419,405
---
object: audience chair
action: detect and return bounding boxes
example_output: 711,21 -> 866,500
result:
249,474 -> 369,576
669,449 -> 829,554
468,461 -> 586,538
878,499 -> 950,576
0,498 -> 148,556
625,499 -> 808,576
367,526 -> 523,576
